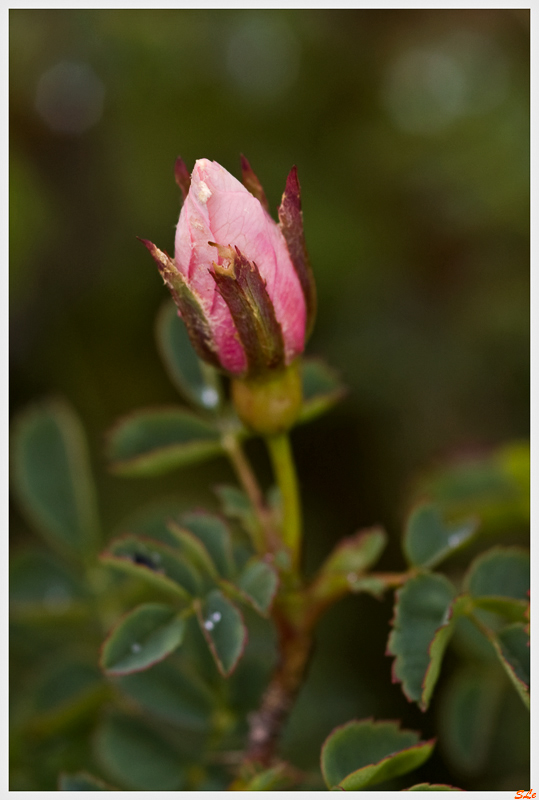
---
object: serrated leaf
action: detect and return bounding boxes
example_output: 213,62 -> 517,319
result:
491,623 -> 530,709
100,534 -> 202,600
471,596 -> 529,623
181,511 -> 235,579
298,358 -> 346,424
59,771 -> 113,790
464,547 -> 529,602
421,596 -> 468,711
387,573 -> 456,706
438,665 -> 504,776
116,659 -> 214,731
155,300 -> 223,411
404,783 -> 462,790
11,399 -> 100,558
106,407 -> 223,476
403,504 -> 478,570
323,527 -> 387,574
236,557 -> 279,615
94,712 -> 186,790
321,719 -> 434,790
100,603 -> 186,675
196,589 -> 247,676
166,519 -> 219,579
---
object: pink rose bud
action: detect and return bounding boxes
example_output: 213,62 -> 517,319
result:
141,157 -> 316,378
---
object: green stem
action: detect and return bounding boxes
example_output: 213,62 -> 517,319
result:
221,432 -> 276,554
266,433 -> 302,569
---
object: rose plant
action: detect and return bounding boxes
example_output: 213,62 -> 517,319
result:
10,157 -> 530,791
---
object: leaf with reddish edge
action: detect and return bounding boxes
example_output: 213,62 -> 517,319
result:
166,518 -> 219,580
322,527 -> 387,575
100,534 -> 202,601
174,156 -> 191,201
421,596 -> 469,710
404,783 -> 463,790
100,603 -> 187,676
403,503 -> 479,570
490,623 -> 530,709
106,405 -> 223,477
387,573 -> 456,707
320,718 -> 435,790
278,166 -> 316,338
195,589 -> 247,677
240,154 -> 269,211
233,557 -> 279,616
181,511 -> 235,579
464,546 -> 530,602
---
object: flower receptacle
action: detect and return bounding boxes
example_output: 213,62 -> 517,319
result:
231,361 -> 302,436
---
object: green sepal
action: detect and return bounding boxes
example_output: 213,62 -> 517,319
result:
106,407 -> 223,476
100,534 -> 203,600
387,573 -> 457,708
210,244 -> 285,377
195,589 -> 248,677
140,239 -> 220,369
11,398 -> 100,560
403,503 -> 478,570
320,718 -> 434,790
155,300 -> 223,412
100,602 -> 187,676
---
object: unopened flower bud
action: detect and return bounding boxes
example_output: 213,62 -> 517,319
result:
142,157 -> 316,380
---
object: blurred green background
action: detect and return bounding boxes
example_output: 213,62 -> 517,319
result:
10,9 -> 529,790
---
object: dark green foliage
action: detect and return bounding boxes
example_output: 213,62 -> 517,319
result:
403,503 -> 478,569
321,719 -> 434,790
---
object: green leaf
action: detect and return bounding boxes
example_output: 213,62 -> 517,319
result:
181,511 -> 235,579
29,660 -> 106,734
100,534 -> 202,600
471,596 -> 529,623
166,519 -> 219,579
421,596 -> 468,710
236,557 -> 279,616
438,666 -> 504,776
106,407 -> 223,476
465,547 -> 529,602
59,771 -> 113,790
116,659 -> 215,731
323,526 -> 387,574
100,603 -> 186,675
214,484 -> 258,536
298,358 -> 346,424
491,623 -> 530,709
196,589 -> 247,676
404,783 -> 462,790
11,399 -> 100,558
10,549 -> 86,619
387,573 -> 456,706
241,763 -> 292,790
155,300 -> 223,412
403,504 -> 478,569
94,712 -> 186,790
320,719 -> 434,790
113,499 -> 187,548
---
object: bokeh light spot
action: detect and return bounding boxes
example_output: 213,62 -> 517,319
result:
35,61 -> 105,134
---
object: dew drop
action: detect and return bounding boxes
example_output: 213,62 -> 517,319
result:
211,611 -> 222,623
448,532 -> 465,548
131,642 -> 142,653
204,619 -> 214,631
201,387 -> 219,408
